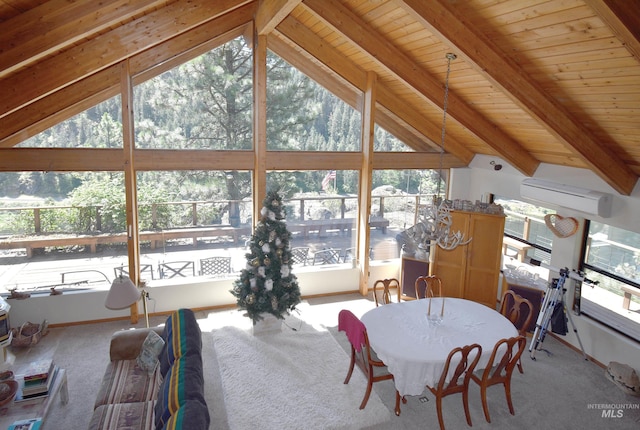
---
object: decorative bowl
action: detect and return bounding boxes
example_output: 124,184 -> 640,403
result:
0,370 -> 13,381
0,380 -> 18,406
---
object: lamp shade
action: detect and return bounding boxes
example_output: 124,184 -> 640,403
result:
105,275 -> 140,310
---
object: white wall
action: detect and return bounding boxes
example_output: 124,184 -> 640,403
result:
451,155 -> 640,370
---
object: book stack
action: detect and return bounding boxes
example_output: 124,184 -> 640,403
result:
8,418 -> 42,430
15,358 -> 58,401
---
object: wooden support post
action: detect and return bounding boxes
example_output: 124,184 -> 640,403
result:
358,71 -> 377,296
121,60 -> 140,325
252,28 -> 266,224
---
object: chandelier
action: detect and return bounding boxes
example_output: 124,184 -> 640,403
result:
421,53 -> 471,251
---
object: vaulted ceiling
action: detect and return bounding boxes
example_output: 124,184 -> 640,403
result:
1,0 -> 639,195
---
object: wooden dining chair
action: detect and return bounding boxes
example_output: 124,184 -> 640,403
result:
427,343 -> 482,430
415,275 -> 442,299
373,278 -> 400,306
499,290 -> 534,373
470,335 -> 527,423
337,309 -> 405,413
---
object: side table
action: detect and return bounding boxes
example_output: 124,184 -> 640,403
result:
0,368 -> 68,429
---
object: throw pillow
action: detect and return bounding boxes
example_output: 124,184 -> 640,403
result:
137,330 -> 165,374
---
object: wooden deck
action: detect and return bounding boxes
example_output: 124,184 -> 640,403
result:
0,218 -> 390,258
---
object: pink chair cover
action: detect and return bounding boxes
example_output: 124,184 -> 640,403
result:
338,309 -> 366,352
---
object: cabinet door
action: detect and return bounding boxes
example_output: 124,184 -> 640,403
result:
463,214 -> 505,308
430,212 -> 469,298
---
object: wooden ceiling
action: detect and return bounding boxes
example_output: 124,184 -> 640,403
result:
1,0 -> 639,195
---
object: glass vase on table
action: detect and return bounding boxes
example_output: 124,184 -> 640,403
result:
426,296 -> 445,325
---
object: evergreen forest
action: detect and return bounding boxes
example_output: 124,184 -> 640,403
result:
0,37 -> 441,234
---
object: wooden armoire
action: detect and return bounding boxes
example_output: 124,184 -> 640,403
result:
430,210 -> 505,308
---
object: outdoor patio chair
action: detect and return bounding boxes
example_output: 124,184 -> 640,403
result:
159,261 -> 195,279
199,257 -> 232,276
312,249 -> 341,265
290,247 -> 310,265
114,264 -> 155,280
342,248 -> 355,263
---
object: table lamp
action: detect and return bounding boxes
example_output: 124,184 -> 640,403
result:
105,275 -> 149,328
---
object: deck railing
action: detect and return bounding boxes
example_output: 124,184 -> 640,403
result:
0,194 -> 432,237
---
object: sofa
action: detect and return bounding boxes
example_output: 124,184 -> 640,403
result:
88,308 -> 210,430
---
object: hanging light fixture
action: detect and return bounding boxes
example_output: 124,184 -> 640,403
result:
421,53 -> 471,251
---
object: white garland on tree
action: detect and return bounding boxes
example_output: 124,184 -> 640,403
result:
231,191 -> 302,323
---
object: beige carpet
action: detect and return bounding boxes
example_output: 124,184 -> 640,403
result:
212,319 -> 391,430
15,296 -> 640,430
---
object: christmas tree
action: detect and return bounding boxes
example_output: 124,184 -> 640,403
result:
231,190 -> 302,323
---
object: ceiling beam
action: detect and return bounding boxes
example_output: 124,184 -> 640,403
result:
0,0 -> 253,119
0,0 -> 168,78
303,0 -> 538,177
255,0 -> 301,35
374,106 -> 440,154
0,148 -> 126,171
274,15 -> 473,163
130,6 -> 255,83
371,152 -> 463,170
270,33 -> 445,154
585,0 -> 640,62
399,0 -> 637,196
0,148 -> 256,172
0,146 -> 458,172
0,4 -> 256,148
267,33 -> 362,109
0,66 -> 120,147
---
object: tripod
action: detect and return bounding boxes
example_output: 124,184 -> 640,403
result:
528,262 -> 589,361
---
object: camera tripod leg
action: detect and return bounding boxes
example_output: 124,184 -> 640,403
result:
564,301 -> 588,360
529,279 -> 563,360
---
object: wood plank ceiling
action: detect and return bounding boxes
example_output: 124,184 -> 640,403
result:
0,0 -> 638,195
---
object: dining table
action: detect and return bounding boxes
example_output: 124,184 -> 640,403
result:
360,297 -> 519,398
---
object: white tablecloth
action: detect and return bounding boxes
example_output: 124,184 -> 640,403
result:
361,298 -> 518,396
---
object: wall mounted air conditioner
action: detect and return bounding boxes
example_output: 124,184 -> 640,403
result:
520,178 -> 612,218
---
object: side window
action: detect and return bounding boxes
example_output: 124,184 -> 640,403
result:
494,197 -> 553,265
579,221 -> 640,341
495,197 -> 552,290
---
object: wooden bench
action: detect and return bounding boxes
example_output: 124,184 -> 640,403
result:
621,285 -> 640,310
287,217 -> 389,238
370,217 -> 390,233
0,235 -> 106,257
502,236 -> 533,262
288,219 -> 354,238
139,226 -> 251,249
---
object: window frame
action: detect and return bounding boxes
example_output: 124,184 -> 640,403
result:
495,197 -> 552,265
578,219 -> 640,342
